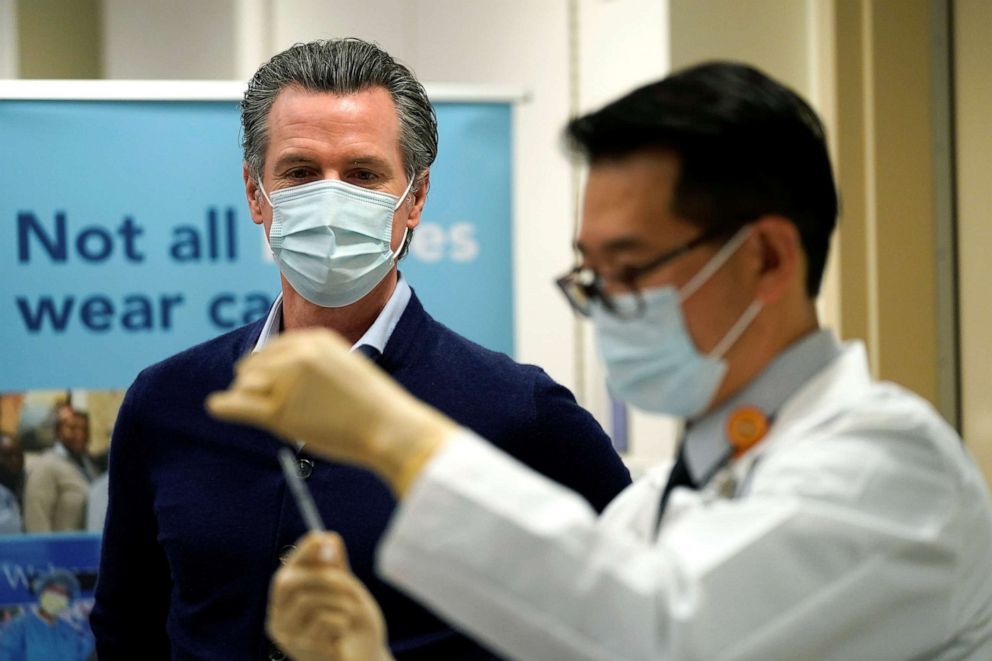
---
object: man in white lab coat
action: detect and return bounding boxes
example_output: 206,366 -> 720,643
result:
209,62 -> 992,660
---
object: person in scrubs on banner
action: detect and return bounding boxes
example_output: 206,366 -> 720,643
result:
210,61 -> 992,660
0,569 -> 94,661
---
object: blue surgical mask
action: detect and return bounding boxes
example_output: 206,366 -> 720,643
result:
259,177 -> 413,308
591,226 -> 762,419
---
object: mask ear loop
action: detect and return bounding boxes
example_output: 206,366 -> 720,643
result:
709,300 -> 763,359
678,224 -> 754,302
391,176 -> 417,262
392,176 -> 415,211
678,223 -> 763,359
256,179 -> 273,208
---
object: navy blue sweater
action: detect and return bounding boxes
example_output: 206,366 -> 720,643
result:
91,291 -> 631,660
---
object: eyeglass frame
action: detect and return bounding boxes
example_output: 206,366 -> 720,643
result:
555,225 -> 729,319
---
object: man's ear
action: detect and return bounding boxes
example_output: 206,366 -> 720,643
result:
750,216 -> 803,306
243,163 -> 265,226
403,170 -> 430,231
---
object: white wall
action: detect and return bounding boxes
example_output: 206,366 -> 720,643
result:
578,0 -> 668,114
271,0 -> 411,60
103,0 -> 239,79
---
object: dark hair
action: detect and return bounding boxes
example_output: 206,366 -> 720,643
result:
566,61 -> 837,296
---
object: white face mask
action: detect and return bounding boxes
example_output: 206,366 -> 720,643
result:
591,225 -> 762,419
39,589 -> 69,617
259,177 -> 413,308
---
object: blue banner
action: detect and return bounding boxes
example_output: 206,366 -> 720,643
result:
0,97 -> 513,391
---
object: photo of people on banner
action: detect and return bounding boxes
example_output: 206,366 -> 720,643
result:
0,391 -> 112,658
0,391 -> 120,536
0,564 -> 97,659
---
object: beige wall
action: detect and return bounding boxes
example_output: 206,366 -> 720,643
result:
955,0 -> 992,485
16,0 -> 101,78
834,0 -> 944,410
670,0 -> 814,93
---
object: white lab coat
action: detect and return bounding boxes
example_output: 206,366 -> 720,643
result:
378,342 -> 992,660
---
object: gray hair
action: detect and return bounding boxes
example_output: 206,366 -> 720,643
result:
241,38 -> 438,189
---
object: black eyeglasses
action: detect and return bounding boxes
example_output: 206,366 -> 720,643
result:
555,227 -> 725,319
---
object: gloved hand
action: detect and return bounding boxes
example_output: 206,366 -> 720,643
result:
206,328 -> 456,495
268,532 -> 393,661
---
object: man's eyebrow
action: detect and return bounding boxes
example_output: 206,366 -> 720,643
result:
270,153 -> 395,173
271,154 -> 317,172
575,236 -> 650,256
346,155 -> 393,170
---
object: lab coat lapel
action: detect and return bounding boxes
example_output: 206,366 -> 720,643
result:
663,341 -> 874,521
768,341 -> 873,443
718,341 -> 874,490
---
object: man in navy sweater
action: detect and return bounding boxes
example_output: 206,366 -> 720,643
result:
90,38 -> 630,660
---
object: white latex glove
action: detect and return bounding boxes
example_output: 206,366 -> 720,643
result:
207,328 -> 455,495
268,532 -> 394,661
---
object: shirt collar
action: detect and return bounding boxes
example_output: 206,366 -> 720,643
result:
683,328 -> 842,485
354,276 -> 411,354
253,276 -> 412,355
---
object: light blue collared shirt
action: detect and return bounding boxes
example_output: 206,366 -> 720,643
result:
0,483 -> 21,535
684,328 -> 842,485
253,277 -> 412,354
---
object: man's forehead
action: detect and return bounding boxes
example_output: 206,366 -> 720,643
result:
578,153 -> 695,254
263,85 -> 403,167
267,85 -> 398,131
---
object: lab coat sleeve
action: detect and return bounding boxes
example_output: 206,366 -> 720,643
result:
378,428 -> 964,661
380,430 -> 655,661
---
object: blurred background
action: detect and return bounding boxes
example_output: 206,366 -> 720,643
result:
1,0 -> 990,487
